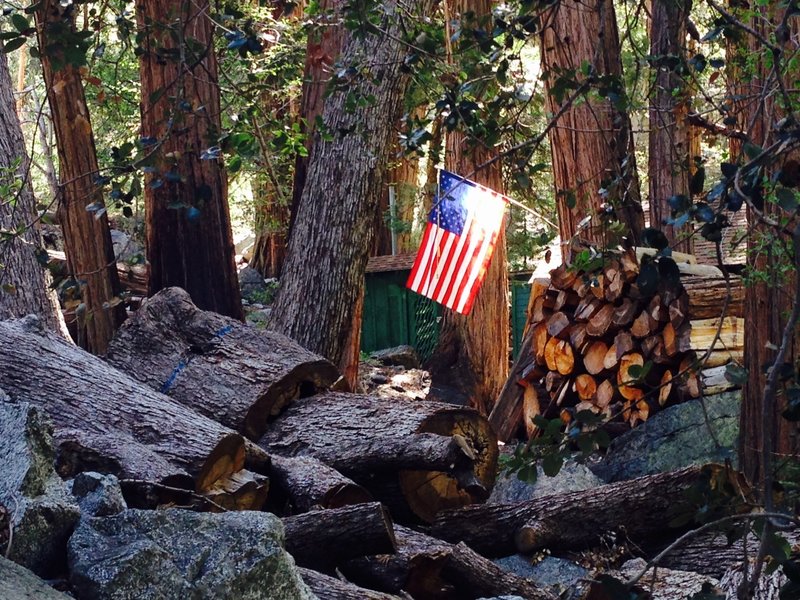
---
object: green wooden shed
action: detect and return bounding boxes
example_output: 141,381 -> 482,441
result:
361,254 -> 441,362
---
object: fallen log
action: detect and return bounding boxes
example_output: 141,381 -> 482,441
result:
282,502 -> 397,570
343,525 -> 555,600
202,469 -> 269,511
683,276 -> 744,318
298,568 -> 404,600
0,316 -> 261,495
106,287 -> 340,440
269,454 -> 372,513
260,392 -> 498,522
429,466 -> 707,556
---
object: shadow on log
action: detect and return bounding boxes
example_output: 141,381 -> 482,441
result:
106,287 -> 340,439
0,316 -> 267,500
298,567 -> 404,600
260,392 -> 498,522
282,502 -> 397,570
342,525 -> 555,600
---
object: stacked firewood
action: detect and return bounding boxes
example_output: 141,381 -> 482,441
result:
491,249 -> 745,441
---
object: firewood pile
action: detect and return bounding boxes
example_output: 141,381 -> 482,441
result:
490,249 -> 745,442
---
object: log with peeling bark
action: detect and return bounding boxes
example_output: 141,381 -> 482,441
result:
202,469 -> 269,511
0,316 -> 266,497
298,568 -> 404,600
342,525 -> 555,600
490,247 -> 746,441
260,392 -> 498,522
282,502 -> 397,570
268,454 -> 372,513
106,287 -> 340,440
429,466 -> 707,556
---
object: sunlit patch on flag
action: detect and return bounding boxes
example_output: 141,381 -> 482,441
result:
406,170 -> 507,315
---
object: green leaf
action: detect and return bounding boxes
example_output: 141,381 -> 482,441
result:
227,155 -> 242,173
743,142 -> 763,160
541,453 -> 563,477
2,36 -> 26,53
11,13 -> 30,33
724,363 -> 749,385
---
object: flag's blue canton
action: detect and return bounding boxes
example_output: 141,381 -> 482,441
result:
428,172 -> 472,235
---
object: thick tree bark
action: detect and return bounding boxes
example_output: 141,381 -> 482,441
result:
540,0 -> 644,246
648,0 -> 693,253
282,502 -> 397,570
298,568 -> 404,600
135,0 -> 242,320
34,0 -> 125,353
0,316 -> 262,492
430,466 -> 706,556
0,52 -> 66,336
427,0 -> 509,415
343,525 -> 555,600
259,392 -> 498,522
268,0 -> 435,365
733,6 -> 800,493
106,287 -> 339,440
268,454 -> 372,513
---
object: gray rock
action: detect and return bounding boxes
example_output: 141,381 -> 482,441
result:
489,459 -> 603,504
238,266 -> 270,303
370,345 -> 420,369
0,402 -> 80,577
68,508 -> 315,600
493,555 -> 588,590
0,556 -> 72,599
591,392 -> 740,482
110,229 -> 144,263
70,472 -> 127,517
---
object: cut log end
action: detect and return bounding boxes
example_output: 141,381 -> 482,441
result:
196,433 -> 246,492
399,410 -> 498,523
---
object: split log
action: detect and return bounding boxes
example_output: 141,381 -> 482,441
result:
107,287 -> 340,440
269,454 -> 372,513
260,393 -> 498,522
429,466 -> 706,556
683,276 -> 744,318
298,569 -> 404,600
544,337 -> 574,375
689,317 -> 744,354
342,526 -> 555,600
282,502 -> 397,570
202,469 -> 269,511
584,341 -> 608,375
0,316 -> 263,494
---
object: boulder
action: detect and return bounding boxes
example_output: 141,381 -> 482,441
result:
493,555 -> 588,593
68,508 -> 316,600
590,392 -> 740,482
0,401 -> 80,577
0,556 -> 73,599
110,229 -> 144,263
69,472 -> 127,517
489,458 -> 603,504
238,266 -> 270,303
370,345 -> 420,369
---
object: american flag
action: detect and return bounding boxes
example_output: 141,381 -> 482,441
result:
406,170 -> 507,315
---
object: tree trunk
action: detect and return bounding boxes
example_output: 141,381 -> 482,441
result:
135,0 -> 242,320
34,0 -> 125,353
540,0 -> 644,247
0,52 -> 66,336
430,465 -> 706,556
268,454 -> 372,513
105,287 -> 339,440
259,392 -> 498,522
733,5 -> 800,495
249,173 -> 290,278
648,0 -> 694,253
268,0 -> 434,365
427,0 -> 509,416
0,316 -> 262,493
282,502 -> 397,570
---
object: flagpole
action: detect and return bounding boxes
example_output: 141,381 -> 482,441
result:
434,166 -> 558,230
